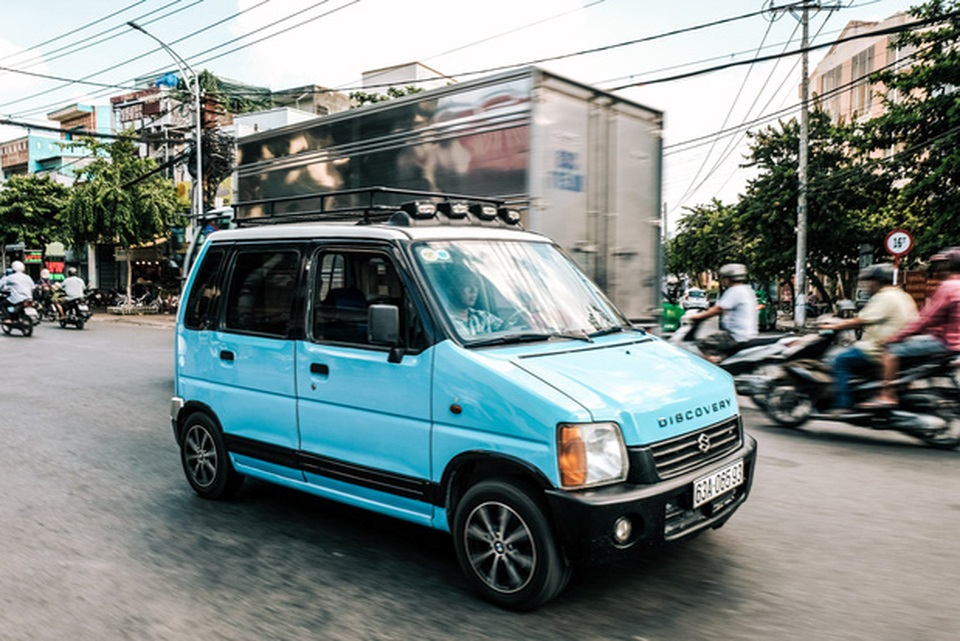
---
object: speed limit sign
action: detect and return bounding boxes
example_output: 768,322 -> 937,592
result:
884,229 -> 913,257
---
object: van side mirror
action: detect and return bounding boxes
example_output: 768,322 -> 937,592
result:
368,303 -> 400,346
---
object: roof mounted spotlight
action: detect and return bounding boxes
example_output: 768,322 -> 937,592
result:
401,200 -> 438,219
388,200 -> 438,226
498,208 -> 522,226
437,200 -> 469,220
469,203 -> 498,222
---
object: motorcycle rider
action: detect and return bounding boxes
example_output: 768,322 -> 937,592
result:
57,267 -> 87,320
35,268 -> 56,318
819,263 -> 917,413
686,263 -> 758,360
0,261 -> 35,323
867,247 -> 960,407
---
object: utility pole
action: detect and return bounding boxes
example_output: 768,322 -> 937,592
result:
127,22 -> 204,228
795,3 -> 810,327
766,1 -> 843,327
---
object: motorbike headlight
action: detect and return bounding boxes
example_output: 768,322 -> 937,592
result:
557,422 -> 628,489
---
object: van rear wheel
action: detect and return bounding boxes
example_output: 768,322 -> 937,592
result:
452,479 -> 570,611
179,412 -> 244,499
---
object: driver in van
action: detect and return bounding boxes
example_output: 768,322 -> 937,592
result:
446,265 -> 505,337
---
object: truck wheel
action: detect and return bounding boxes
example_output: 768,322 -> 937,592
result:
179,412 -> 244,499
452,479 -> 570,611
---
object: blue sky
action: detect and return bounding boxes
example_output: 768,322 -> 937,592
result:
0,0 -> 917,216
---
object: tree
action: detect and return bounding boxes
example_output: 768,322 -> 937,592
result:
0,174 -> 69,255
736,111 -> 891,301
666,199 -> 741,286
859,0 -> 960,255
62,134 -> 182,299
349,85 -> 424,107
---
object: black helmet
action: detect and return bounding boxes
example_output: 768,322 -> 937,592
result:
859,263 -> 895,284
718,263 -> 748,282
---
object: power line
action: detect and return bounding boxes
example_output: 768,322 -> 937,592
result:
673,16 -> 778,210
0,0 -> 151,65
5,0 -> 346,119
0,1 -> 199,77
608,11 -> 959,90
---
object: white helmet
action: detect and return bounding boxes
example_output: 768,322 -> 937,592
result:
718,263 -> 748,282
11,260 -> 25,273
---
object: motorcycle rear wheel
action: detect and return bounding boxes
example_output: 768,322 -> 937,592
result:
762,383 -> 813,426
918,397 -> 960,450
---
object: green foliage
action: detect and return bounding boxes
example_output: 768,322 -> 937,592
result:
859,0 -> 960,256
62,134 -> 182,251
0,174 -> 69,249
173,70 -> 273,115
666,199 -> 741,284
671,112 -> 891,297
349,85 -> 424,107
737,111 -> 891,290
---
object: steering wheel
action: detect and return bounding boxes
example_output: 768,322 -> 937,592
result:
503,309 -> 531,329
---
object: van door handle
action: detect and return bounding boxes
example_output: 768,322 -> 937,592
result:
310,363 -> 329,376
220,350 -> 235,361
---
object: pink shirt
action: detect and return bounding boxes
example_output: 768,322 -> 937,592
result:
890,276 -> 960,351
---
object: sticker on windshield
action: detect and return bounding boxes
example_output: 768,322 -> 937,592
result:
419,248 -> 451,262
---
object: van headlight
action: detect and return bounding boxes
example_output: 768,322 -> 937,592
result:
557,422 -> 628,489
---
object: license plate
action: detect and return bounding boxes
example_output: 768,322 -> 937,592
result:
693,460 -> 744,508
24,307 -> 39,319
78,304 -> 89,312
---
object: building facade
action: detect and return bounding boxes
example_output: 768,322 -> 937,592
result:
808,12 -> 914,124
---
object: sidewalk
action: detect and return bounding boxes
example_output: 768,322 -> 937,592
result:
91,310 -> 178,328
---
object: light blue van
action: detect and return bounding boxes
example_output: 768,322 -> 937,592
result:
171,199 -> 757,610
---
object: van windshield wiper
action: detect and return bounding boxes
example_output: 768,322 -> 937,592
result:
467,330 -> 593,347
588,326 -> 625,338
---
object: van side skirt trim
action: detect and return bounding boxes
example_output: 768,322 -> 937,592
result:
223,434 -> 443,506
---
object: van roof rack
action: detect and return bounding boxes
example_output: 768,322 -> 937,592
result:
233,186 -> 523,229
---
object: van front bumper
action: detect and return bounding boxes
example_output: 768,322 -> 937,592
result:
544,435 -> 757,562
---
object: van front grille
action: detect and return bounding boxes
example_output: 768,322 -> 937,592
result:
648,417 -> 742,479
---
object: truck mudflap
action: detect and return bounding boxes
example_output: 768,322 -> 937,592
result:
544,435 -> 757,563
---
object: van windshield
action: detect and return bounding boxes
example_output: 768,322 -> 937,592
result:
412,239 -> 630,345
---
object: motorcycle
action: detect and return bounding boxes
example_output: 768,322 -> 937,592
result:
759,330 -> 960,449
670,315 -> 814,406
1,292 -> 40,337
32,294 -> 59,323
59,297 -> 92,330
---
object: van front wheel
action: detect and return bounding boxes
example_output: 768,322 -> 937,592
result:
180,412 -> 244,499
452,479 -> 570,610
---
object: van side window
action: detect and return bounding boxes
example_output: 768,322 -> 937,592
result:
225,249 -> 300,337
313,250 -> 422,348
183,248 -> 224,330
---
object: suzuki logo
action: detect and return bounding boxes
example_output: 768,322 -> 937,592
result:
698,433 -> 711,453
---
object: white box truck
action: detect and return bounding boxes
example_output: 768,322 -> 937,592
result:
235,66 -> 664,322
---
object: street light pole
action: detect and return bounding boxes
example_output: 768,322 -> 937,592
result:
127,21 -> 203,226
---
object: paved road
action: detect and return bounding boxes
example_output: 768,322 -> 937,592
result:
1,317 -> 958,641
